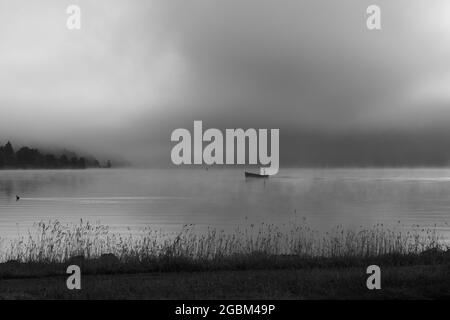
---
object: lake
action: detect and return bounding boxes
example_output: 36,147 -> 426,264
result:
0,168 -> 449,240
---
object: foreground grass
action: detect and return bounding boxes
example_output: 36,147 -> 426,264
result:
0,219 -> 448,276
1,220 -> 448,264
0,220 -> 448,299
0,263 -> 449,299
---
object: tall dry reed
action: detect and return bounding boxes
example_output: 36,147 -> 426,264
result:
0,220 -> 447,263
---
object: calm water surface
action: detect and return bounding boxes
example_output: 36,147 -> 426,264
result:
0,168 -> 449,239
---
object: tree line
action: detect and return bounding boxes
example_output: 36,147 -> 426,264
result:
0,141 -> 111,169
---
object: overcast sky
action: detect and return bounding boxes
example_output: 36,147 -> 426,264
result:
2,0 -> 450,166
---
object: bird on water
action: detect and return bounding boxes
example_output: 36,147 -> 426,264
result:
16,195 -> 20,201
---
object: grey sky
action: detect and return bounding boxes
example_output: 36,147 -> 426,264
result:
2,0 -> 450,166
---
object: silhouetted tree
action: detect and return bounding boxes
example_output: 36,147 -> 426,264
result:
45,154 -> 58,168
78,157 -> 86,169
0,140 -> 104,169
70,157 -> 78,168
16,147 -> 40,168
0,146 -> 5,168
3,141 -> 15,167
59,155 -> 69,167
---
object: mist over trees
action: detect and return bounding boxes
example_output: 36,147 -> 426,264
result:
0,141 -> 111,169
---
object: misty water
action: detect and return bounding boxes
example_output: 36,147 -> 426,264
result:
0,168 -> 449,241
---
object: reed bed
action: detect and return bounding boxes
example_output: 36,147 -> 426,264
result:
0,220 -> 448,264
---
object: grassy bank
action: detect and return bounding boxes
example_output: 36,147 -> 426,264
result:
0,220 -> 449,274
2,220 -> 448,262
0,220 -> 449,299
0,264 -> 449,299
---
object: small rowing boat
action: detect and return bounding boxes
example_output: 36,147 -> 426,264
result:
244,171 -> 269,178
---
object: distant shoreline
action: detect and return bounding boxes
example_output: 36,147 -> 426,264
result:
0,140 -> 111,169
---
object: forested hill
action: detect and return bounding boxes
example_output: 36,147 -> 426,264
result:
0,141 -> 111,169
